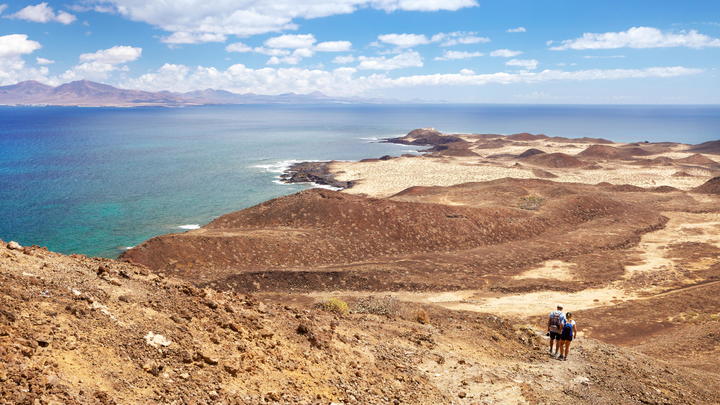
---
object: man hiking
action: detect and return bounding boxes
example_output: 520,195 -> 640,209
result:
547,304 -> 565,357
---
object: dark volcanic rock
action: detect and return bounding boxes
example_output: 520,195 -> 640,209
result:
385,128 -> 465,146
279,162 -> 354,189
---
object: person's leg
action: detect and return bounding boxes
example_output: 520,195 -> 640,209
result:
559,340 -> 567,359
564,341 -> 572,359
549,334 -> 554,352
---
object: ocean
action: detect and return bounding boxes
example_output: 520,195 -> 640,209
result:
1,104 -> 718,257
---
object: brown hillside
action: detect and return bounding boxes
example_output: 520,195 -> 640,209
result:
522,152 -> 586,168
689,140 -> 720,154
693,176 -> 720,194
676,153 -> 718,165
577,145 -> 623,159
121,179 -> 678,293
506,133 -> 549,141
517,148 -> 546,158
3,243 -> 720,404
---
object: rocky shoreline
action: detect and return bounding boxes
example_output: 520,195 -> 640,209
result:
278,129 -> 445,189
279,161 -> 355,189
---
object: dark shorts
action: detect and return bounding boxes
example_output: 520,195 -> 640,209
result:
549,331 -> 561,340
561,330 -> 573,341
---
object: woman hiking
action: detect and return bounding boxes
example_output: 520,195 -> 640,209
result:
558,312 -> 577,361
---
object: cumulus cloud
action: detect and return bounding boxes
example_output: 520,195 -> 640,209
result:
267,48 -> 316,65
431,31 -> 490,46
226,42 -> 252,53
506,59 -> 538,70
265,34 -> 317,49
378,31 -> 489,48
0,34 -> 50,85
377,33 -> 431,48
162,32 -> 226,45
36,57 -> 54,64
0,5 -> 7,15
8,2 -> 76,24
226,35 -> 352,65
87,0 -> 478,44
332,55 -> 356,64
490,49 -> 522,57
0,34 -> 41,58
357,51 -> 423,70
434,50 -> 483,60
62,45 -> 142,81
120,63 -> 702,97
551,26 -> 720,50
315,41 -> 352,52
506,27 -> 526,33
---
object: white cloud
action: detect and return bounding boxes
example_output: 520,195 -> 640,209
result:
551,26 -> 720,50
377,33 -> 430,48
0,5 -> 7,15
357,51 -> 423,70
315,41 -> 352,52
265,34 -> 316,49
162,32 -> 226,45
490,49 -> 522,57
431,31 -> 490,46
267,48 -> 316,65
88,1 -> 477,44
120,63 -> 702,97
36,57 -> 54,64
0,34 -> 41,58
226,42 -> 252,53
506,27 -> 526,33
386,66 -> 701,87
79,46 -> 142,64
332,55 -> 356,64
8,2 -> 76,24
253,47 -> 291,57
434,50 -> 483,60
374,0 -> 478,12
378,31 -> 489,48
0,34 -> 50,85
62,45 -> 142,81
506,59 -> 538,70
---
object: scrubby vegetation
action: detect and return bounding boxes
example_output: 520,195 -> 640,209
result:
318,297 -> 349,315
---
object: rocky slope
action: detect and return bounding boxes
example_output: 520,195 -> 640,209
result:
3,242 -> 720,404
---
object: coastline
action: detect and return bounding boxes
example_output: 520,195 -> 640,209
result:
279,128 -> 720,198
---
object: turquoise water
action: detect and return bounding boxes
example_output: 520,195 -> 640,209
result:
1,104 -> 718,257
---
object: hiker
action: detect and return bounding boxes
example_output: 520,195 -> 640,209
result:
558,312 -> 577,361
547,304 -> 565,357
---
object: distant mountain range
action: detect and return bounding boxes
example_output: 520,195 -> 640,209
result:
0,80 -> 388,107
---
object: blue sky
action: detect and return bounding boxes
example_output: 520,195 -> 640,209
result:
1,0 -> 719,103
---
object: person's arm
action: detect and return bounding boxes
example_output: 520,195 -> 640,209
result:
573,323 -> 578,338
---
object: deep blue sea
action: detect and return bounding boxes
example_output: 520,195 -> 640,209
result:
1,104 -> 718,257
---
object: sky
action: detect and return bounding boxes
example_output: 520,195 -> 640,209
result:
0,0 -> 719,103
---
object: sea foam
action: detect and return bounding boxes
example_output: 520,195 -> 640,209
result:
178,224 -> 201,230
